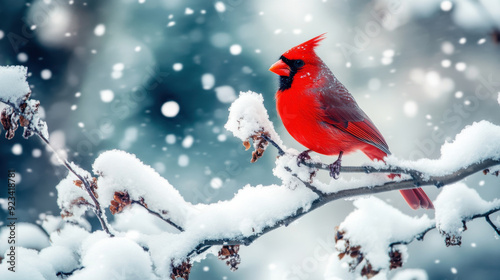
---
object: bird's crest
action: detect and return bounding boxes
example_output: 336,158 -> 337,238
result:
283,33 -> 326,57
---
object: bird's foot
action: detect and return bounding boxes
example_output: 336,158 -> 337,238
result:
329,151 -> 344,179
297,150 -> 312,166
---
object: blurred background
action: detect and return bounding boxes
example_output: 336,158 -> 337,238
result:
1,0 -> 500,279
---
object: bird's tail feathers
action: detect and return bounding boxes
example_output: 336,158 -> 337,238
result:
363,146 -> 434,210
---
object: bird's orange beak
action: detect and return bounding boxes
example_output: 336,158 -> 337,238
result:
269,59 -> 290,76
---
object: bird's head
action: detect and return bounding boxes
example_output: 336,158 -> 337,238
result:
269,33 -> 326,91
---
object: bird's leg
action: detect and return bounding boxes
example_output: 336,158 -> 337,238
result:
329,151 -> 343,179
297,150 -> 312,166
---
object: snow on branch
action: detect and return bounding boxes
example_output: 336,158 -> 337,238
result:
0,66 -> 113,237
2,80 -> 500,280
0,66 -> 48,140
334,183 -> 500,279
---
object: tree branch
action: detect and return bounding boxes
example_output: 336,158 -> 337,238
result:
131,200 -> 184,232
389,206 -> 500,247
188,152 -> 500,254
1,96 -> 114,237
37,130 -> 114,237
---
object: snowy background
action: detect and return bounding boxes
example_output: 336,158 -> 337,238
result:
1,0 -> 500,279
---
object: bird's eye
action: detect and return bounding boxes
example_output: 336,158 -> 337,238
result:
294,60 -> 305,68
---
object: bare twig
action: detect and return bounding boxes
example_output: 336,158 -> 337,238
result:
1,97 -> 114,237
131,201 -> 184,232
389,206 -> 500,247
37,133 -> 114,237
485,215 -> 500,235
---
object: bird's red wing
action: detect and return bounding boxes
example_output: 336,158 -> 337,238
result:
316,83 -> 391,155
339,119 -> 391,155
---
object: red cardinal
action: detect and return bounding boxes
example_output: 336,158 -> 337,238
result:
269,34 -> 433,210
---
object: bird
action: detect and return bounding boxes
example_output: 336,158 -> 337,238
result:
268,34 -> 433,210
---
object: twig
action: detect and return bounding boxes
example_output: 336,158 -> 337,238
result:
485,215 -> 500,236
131,201 -> 184,232
262,134 -> 423,177
1,98 -> 114,237
37,133 -> 114,237
389,206 -> 500,247
56,267 -> 84,278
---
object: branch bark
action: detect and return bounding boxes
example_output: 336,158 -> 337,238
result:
188,139 -> 500,255
389,206 -> 500,247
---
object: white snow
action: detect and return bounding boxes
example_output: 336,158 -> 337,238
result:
178,154 -> 189,167
161,101 -> 180,118
71,237 -> 157,280
403,100 -> 418,117
146,183 -> 317,275
214,1 -> 226,13
201,73 -> 215,90
41,69 -> 52,80
440,1 -> 453,12
337,197 -> 433,270
497,92 -> 500,105
40,214 -> 63,234
55,164 -> 94,224
165,134 -> 176,144
0,66 -> 31,106
32,148 -> 42,157
39,245 -> 78,273
455,62 -> 466,71
112,205 -> 179,234
0,223 -> 50,256
441,42 -> 454,55
12,143 -> 23,155
385,121 -> 500,176
210,177 -> 223,189
215,85 -> 236,103
0,248 -> 57,280
17,53 -> 28,63
94,24 -> 106,36
173,63 -> 183,71
100,89 -> 114,103
113,63 -> 124,71
182,135 -> 194,148
92,150 -> 195,228
50,224 -> 91,253
225,91 -> 283,148
229,44 -> 242,55
434,183 -> 500,237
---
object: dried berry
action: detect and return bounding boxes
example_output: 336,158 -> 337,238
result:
243,140 -> 251,150
110,191 -> 131,214
360,263 -> 379,279
170,259 -> 192,280
444,234 -> 462,247
389,249 -> 403,269
73,180 -> 83,188
218,245 -> 241,271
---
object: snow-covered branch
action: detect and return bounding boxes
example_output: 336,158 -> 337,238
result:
0,66 -> 114,237
333,183 -> 500,279
2,72 -> 500,280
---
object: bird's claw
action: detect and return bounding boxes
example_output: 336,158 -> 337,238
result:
297,150 -> 312,167
329,151 -> 343,179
